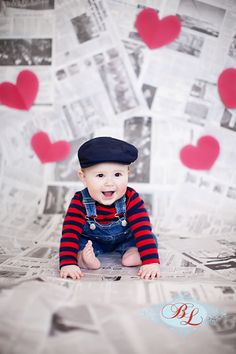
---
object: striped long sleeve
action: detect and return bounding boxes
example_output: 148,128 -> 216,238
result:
59,193 -> 86,268
126,188 -> 160,265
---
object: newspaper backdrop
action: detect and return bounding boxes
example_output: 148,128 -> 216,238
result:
0,0 -> 236,353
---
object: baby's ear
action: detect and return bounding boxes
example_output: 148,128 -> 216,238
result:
78,169 -> 86,185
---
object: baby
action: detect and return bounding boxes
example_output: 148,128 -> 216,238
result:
59,136 -> 160,280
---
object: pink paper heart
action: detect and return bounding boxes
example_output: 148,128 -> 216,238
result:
218,68 -> 236,108
180,135 -> 220,170
31,132 -> 71,164
135,8 -> 181,49
0,70 -> 39,110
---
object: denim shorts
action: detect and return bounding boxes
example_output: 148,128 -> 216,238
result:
78,231 -> 136,256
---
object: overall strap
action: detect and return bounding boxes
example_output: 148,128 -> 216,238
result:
81,188 -> 97,217
115,195 -> 126,215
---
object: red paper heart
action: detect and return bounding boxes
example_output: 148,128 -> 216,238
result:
218,68 -> 236,108
135,8 -> 181,49
31,132 -> 71,164
180,136 -> 220,170
0,70 -> 39,110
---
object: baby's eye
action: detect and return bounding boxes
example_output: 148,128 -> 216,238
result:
115,172 -> 122,177
97,173 -> 104,178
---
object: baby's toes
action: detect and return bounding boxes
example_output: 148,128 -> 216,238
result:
85,245 -> 94,255
83,248 -> 90,257
84,241 -> 91,250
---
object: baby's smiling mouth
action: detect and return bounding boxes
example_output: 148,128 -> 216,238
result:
102,191 -> 115,197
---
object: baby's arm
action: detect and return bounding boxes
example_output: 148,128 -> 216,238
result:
138,263 -> 160,280
126,188 -> 160,279
59,192 -> 87,274
60,265 -> 84,280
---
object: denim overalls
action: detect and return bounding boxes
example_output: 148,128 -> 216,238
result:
78,188 -> 136,256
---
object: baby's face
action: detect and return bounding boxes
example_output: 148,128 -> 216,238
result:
79,162 -> 129,205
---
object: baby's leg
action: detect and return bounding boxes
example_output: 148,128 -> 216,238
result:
78,240 -> 101,269
121,247 -> 142,267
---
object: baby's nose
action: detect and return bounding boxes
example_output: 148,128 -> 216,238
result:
104,177 -> 114,185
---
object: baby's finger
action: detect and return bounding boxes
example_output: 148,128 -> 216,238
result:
75,270 -> 84,279
140,272 -> 150,279
69,271 -> 77,280
62,273 -> 69,279
67,270 -> 79,280
75,267 -> 83,274
145,272 -> 152,280
139,270 -> 148,278
150,271 -> 158,280
139,271 -> 144,278
60,270 -> 67,278
74,274 -> 82,280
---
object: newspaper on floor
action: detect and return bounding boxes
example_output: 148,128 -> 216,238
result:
0,238 -> 235,283
162,237 -> 236,282
0,279 -> 235,354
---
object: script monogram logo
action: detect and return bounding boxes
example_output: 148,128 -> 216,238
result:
161,302 -> 204,327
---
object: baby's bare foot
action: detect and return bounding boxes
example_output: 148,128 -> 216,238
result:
122,247 -> 142,267
78,240 -> 101,269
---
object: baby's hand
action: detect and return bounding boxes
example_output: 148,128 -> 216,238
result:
60,265 -> 84,280
138,263 -> 160,280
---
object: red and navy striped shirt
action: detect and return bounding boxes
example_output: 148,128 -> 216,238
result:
59,186 -> 160,268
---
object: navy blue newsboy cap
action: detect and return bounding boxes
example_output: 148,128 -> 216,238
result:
78,136 -> 138,168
